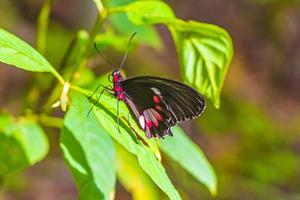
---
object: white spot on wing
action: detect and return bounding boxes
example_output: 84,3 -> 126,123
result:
151,87 -> 161,95
139,115 -> 145,130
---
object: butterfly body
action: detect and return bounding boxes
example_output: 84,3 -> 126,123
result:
112,69 -> 205,139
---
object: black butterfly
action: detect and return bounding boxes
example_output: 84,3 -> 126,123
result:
90,33 -> 205,138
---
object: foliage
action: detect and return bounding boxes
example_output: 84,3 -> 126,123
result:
0,0 -> 233,199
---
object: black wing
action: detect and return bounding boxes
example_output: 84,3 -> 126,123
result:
121,76 -> 205,138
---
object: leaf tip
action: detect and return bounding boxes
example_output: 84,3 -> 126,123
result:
210,182 -> 218,196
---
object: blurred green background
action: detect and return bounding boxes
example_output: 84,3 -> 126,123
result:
1,0 -> 300,199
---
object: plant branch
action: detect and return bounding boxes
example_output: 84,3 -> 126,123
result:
36,0 -> 53,54
74,9 -> 108,80
38,114 -> 64,128
69,85 -> 90,96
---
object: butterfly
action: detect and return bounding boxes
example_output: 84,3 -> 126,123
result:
90,33 -> 205,139
111,69 -> 205,138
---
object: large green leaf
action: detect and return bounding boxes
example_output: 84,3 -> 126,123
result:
86,91 -> 181,200
160,126 -> 217,195
0,114 -> 49,176
60,94 -> 116,200
170,20 -> 233,108
0,28 -> 57,74
116,143 -> 161,200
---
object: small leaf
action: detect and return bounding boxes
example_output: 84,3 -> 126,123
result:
107,0 -> 162,49
160,126 -> 217,195
0,114 -> 49,176
0,28 -> 57,74
90,92 -> 181,200
60,93 -> 116,200
170,20 -> 233,108
124,1 -> 175,25
116,143 -> 161,200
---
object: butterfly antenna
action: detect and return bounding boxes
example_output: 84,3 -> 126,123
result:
119,32 -> 137,69
93,42 -> 116,68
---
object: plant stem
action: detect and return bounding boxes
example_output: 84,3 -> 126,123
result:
69,85 -> 90,96
36,0 -> 53,54
51,70 -> 65,85
75,9 -> 108,78
108,6 -> 127,15
38,114 -> 64,128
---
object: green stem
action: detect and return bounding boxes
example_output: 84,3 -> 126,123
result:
36,0 -> 53,54
108,6 -> 127,15
69,85 -> 90,96
75,9 -> 108,79
51,69 -> 65,85
38,114 -> 64,128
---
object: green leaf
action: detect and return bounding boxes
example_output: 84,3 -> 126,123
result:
170,20 -> 233,108
89,92 -> 181,200
0,28 -> 57,74
116,143 -> 161,200
0,114 -> 49,176
159,126 -> 217,195
107,0 -> 162,49
124,1 -> 175,25
60,93 -> 116,200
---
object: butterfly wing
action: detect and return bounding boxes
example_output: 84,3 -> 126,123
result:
121,76 -> 205,138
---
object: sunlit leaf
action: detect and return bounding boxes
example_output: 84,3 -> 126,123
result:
170,20 -> 233,108
0,28 -> 57,74
0,114 -> 49,176
124,1 -> 175,25
107,0 -> 162,49
160,126 -> 217,195
60,94 -> 116,200
116,143 -> 161,200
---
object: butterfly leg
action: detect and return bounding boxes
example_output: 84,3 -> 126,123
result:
87,88 -> 108,117
88,83 -> 113,100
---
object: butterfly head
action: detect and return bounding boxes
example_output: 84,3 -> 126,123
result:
112,69 -> 123,83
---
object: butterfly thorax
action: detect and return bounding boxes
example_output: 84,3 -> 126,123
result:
112,69 -> 125,100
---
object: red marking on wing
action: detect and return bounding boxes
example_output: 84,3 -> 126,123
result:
153,95 -> 160,103
153,118 -> 159,127
155,105 -> 162,111
146,120 -> 153,128
152,109 -> 163,121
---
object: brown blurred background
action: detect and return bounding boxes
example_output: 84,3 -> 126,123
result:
1,0 -> 300,199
